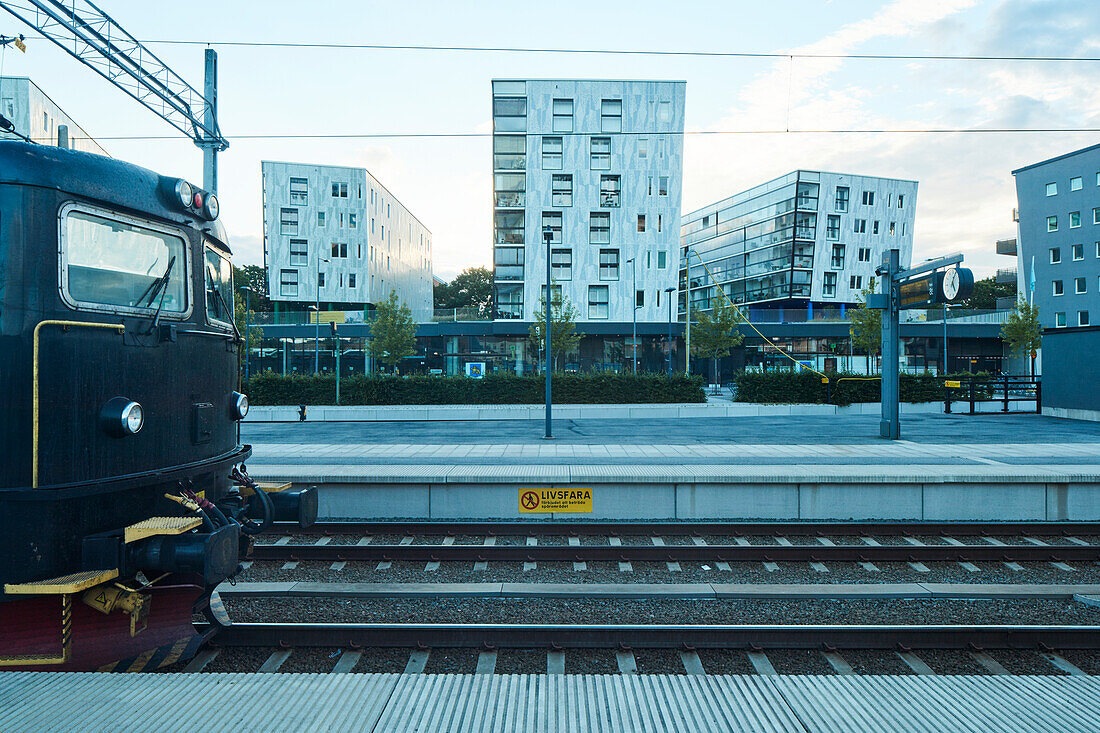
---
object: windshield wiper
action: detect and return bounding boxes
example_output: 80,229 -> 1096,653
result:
211,285 -> 242,342
140,256 -> 175,333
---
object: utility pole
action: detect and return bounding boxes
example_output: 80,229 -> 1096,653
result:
201,48 -> 219,194
665,286 -> 676,380
684,249 -> 692,376
314,256 -> 329,374
543,228 -> 553,440
879,249 -> 901,440
942,303 -> 948,375
628,257 -> 637,374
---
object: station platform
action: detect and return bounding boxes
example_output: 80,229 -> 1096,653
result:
3,671 -> 1097,731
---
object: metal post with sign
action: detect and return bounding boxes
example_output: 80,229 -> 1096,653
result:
870,250 -> 974,440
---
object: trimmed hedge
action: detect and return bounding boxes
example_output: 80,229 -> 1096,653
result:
734,371 -> 996,406
244,372 -> 706,405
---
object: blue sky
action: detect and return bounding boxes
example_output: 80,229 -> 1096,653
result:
2,0 -> 1098,279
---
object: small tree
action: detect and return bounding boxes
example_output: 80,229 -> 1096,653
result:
529,291 -> 583,371
368,290 -> 418,373
1000,297 -> 1041,377
435,267 -> 493,314
690,296 -> 743,388
849,279 -> 882,374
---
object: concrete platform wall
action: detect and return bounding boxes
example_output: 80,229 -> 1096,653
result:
313,479 -> 1100,521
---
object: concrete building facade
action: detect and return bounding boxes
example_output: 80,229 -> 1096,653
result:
0,76 -> 107,155
1013,143 -> 1100,330
680,171 -> 917,315
261,161 -> 433,322
491,79 -> 687,323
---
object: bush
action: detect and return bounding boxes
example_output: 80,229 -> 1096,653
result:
244,372 -> 706,405
733,371 -> 996,406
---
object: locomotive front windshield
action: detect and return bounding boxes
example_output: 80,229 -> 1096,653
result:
63,208 -> 187,314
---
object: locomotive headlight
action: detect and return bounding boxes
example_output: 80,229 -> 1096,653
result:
203,193 -> 220,220
101,397 -> 145,437
174,179 -> 193,209
231,392 -> 249,420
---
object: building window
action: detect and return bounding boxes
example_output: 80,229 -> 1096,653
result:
835,186 -> 849,212
493,95 -> 527,132
279,269 -> 298,297
858,247 -> 871,262
590,137 -> 611,169
1050,247 -> 1061,263
1070,211 -> 1081,228
601,99 -> 622,133
331,182 -> 347,198
541,211 -> 562,244
542,136 -> 562,170
889,221 -> 896,236
349,213 -> 357,229
494,135 -> 526,170
552,174 -> 573,207
349,274 -> 356,288
1056,312 -> 1066,327
658,100 -> 671,123
659,176 -> 668,196
1048,216 -> 1058,232
590,212 -> 610,244
1080,311 -> 1091,327
494,246 -> 524,281
318,272 -> 325,288
638,138 -> 648,158
1074,243 -> 1084,260
280,207 -> 298,236
862,191 -> 875,206
872,220 -> 880,235
1071,176 -> 1083,191
289,239 -> 308,266
289,177 -> 308,205
850,275 -> 863,290
588,285 -> 609,319
637,214 -> 646,233
551,248 -> 572,281
1094,208 -> 1100,225
1053,280 -> 1064,296
552,98 -> 573,133
898,194 -> 905,208
658,250 -> 667,269
1047,182 -> 1058,196
330,242 -> 348,258
831,244 -> 845,269
1076,277 -> 1087,294
599,248 -> 619,280
647,177 -> 653,196
317,211 -> 326,227
494,210 -> 525,244
826,215 -> 840,240
540,284 -> 563,304
854,219 -> 867,234
636,289 -> 645,308
494,172 -> 526,208
600,175 -> 621,208
823,272 -> 837,296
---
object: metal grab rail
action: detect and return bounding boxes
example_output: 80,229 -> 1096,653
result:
943,375 -> 1041,415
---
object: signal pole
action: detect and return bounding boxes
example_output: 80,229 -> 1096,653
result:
201,48 -> 219,194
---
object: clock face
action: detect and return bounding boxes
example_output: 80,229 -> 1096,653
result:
942,268 -> 961,301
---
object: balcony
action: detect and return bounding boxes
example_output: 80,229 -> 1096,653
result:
996,267 -> 1017,284
600,191 -> 620,208
494,192 -> 525,208
996,238 -> 1017,256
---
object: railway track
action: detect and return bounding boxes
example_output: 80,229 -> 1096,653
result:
205,621 -> 1100,650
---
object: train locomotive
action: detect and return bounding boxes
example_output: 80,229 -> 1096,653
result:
0,140 -> 316,671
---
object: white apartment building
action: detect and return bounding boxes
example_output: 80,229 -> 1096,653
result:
262,161 -> 433,322
0,76 -> 107,155
681,171 -> 918,313
492,79 -> 687,323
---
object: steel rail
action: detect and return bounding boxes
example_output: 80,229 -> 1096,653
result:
204,622 -> 1100,650
250,542 -> 1100,563
279,521 -> 1100,537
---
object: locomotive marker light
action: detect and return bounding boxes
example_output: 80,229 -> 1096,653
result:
100,397 -> 144,437
173,179 -> 192,209
231,392 -> 249,420
164,178 -> 219,221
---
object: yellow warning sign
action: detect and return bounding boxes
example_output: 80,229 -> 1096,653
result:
944,380 -> 961,388
519,488 -> 593,513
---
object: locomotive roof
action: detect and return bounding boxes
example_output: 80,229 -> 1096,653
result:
0,140 -> 230,251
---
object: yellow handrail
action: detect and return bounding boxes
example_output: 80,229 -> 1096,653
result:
32,320 -> 125,488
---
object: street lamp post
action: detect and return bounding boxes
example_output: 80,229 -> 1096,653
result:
239,286 -> 252,381
543,227 -> 553,440
665,286 -> 676,380
627,257 -> 637,374
683,248 -> 693,376
314,256 -> 329,374
942,303 -> 948,376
